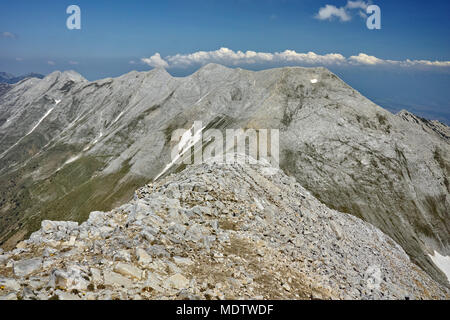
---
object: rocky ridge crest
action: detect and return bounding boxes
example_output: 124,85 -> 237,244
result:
0,158 -> 448,300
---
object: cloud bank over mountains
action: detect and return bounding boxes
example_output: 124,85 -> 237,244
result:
141,47 -> 450,70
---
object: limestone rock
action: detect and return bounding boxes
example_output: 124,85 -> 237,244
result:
136,248 -> 153,266
103,271 -> 133,288
0,157 -> 448,300
165,274 -> 189,290
13,258 -> 42,277
114,263 -> 142,280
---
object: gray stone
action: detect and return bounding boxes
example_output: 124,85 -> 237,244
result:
88,211 -> 106,226
148,245 -> 170,258
113,250 -> 132,262
165,274 -> 189,290
0,277 -> 20,291
114,263 -> 142,280
13,258 -> 42,277
136,248 -> 153,265
173,256 -> 194,266
55,290 -> 81,300
48,267 -> 90,291
0,292 -> 18,300
0,254 -> 10,266
104,271 -> 133,288
90,268 -> 102,284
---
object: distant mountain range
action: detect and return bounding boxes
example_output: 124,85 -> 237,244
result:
0,65 -> 448,289
0,72 -> 45,84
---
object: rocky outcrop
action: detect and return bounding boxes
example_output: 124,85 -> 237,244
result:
0,158 -> 448,300
0,64 -> 448,287
397,109 -> 450,141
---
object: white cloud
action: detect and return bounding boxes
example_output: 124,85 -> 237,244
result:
129,60 -> 136,65
349,53 -> 384,65
47,60 -> 56,66
141,53 -> 169,68
315,5 -> 351,22
1,31 -> 18,39
141,48 -> 450,71
69,60 -> 79,65
315,1 -> 370,22
397,59 -> 450,68
274,50 -> 347,66
164,47 -> 346,68
15,57 -> 23,62
349,53 -> 450,67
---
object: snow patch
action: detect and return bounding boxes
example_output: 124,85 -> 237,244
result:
27,107 -> 54,136
429,251 -> 450,283
195,92 -> 210,105
310,79 -> 318,84
154,123 -> 205,180
0,107 -> 55,159
64,154 -> 81,165
111,110 -> 125,125
56,154 -> 82,172
83,131 -> 103,151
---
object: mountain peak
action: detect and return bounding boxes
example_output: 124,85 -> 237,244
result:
196,63 -> 233,73
149,66 -> 172,77
46,70 -> 86,82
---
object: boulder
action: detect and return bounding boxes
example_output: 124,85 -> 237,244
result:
165,274 -> 189,290
103,271 -> 133,288
136,248 -> 153,265
13,258 -> 42,277
113,263 -> 142,280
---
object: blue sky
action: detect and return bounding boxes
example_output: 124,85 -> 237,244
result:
1,0 -> 449,122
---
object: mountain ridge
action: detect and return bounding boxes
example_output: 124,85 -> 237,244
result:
0,64 -> 448,287
0,157 -> 448,300
0,72 -> 45,84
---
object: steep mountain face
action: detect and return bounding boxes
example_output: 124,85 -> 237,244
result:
0,159 -> 448,300
0,64 -> 448,287
0,72 -> 45,84
0,84 -> 11,99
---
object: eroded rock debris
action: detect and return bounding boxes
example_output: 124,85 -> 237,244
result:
0,158 -> 448,300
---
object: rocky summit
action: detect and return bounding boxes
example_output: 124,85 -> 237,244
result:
0,157 -> 448,300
